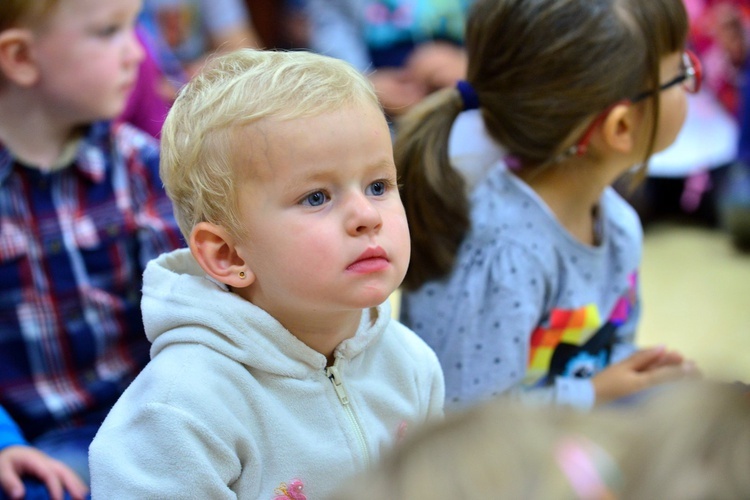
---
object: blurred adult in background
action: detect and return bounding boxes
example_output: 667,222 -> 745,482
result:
142,0 -> 262,77
306,0 -> 474,117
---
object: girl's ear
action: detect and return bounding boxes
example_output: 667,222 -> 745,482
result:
600,102 -> 638,155
189,222 -> 255,289
0,29 -> 39,87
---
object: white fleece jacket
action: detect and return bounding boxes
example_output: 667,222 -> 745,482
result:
89,248 -> 444,499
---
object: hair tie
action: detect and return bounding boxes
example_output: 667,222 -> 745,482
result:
456,80 -> 480,110
504,155 -> 522,171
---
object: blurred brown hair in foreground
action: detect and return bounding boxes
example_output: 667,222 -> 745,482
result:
329,380 -> 750,500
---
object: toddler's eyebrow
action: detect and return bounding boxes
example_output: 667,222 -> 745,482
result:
284,158 -> 396,190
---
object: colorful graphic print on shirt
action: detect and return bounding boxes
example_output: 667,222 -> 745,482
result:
526,273 -> 638,386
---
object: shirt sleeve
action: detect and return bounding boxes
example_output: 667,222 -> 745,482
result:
425,350 -> 446,421
117,125 -> 185,269
604,188 -> 642,365
487,243 -> 597,409
509,376 -> 595,410
407,241 -> 545,409
89,402 -> 239,499
610,278 -> 641,364
0,406 -> 27,451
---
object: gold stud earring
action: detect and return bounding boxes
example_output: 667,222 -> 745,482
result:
239,271 -> 246,279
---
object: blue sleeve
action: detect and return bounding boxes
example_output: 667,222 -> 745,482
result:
306,0 -> 372,72
200,0 -> 250,33
0,405 -> 28,451
510,377 -> 595,410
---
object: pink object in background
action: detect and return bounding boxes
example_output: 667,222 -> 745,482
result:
118,28 -> 172,138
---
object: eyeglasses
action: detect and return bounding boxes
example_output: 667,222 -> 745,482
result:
632,50 -> 702,102
566,50 -> 703,158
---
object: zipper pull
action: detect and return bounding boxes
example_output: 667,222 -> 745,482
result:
326,365 -> 350,405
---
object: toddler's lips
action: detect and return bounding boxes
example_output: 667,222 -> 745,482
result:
347,247 -> 390,273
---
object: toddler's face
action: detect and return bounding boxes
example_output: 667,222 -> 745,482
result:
29,0 -> 144,125
231,103 -> 410,322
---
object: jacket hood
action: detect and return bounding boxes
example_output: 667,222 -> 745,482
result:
141,248 -> 391,377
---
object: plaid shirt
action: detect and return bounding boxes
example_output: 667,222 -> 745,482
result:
0,121 -> 183,446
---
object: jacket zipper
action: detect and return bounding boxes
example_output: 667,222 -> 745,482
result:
326,364 -> 370,467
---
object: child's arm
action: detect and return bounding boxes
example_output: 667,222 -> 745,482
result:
423,343 -> 446,421
608,288 -> 640,364
114,125 -> 184,267
455,245 -> 601,408
0,407 -> 87,500
90,402 -> 241,498
0,407 -> 25,455
481,246 -> 641,410
595,274 -> 698,405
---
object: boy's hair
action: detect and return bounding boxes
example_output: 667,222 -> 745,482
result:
160,49 -> 381,240
330,381 -> 750,500
395,0 -> 688,290
0,0 -> 59,31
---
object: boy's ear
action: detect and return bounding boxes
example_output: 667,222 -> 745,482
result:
189,222 -> 255,289
599,102 -> 638,155
0,29 -> 39,86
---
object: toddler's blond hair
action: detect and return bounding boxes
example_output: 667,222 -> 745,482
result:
160,49 -> 381,240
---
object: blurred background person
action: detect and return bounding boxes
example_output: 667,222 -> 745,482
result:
306,0 -> 474,117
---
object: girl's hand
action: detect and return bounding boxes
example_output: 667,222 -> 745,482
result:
592,346 -> 699,405
0,445 -> 88,500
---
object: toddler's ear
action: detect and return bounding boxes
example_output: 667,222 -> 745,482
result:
190,222 -> 255,288
0,29 -> 39,86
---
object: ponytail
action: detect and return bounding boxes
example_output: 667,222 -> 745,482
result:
394,88 -> 470,290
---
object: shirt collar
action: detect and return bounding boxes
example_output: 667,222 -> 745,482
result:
0,121 -> 112,185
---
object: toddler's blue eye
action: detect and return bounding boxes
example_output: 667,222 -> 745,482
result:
303,191 -> 328,207
367,181 -> 386,196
